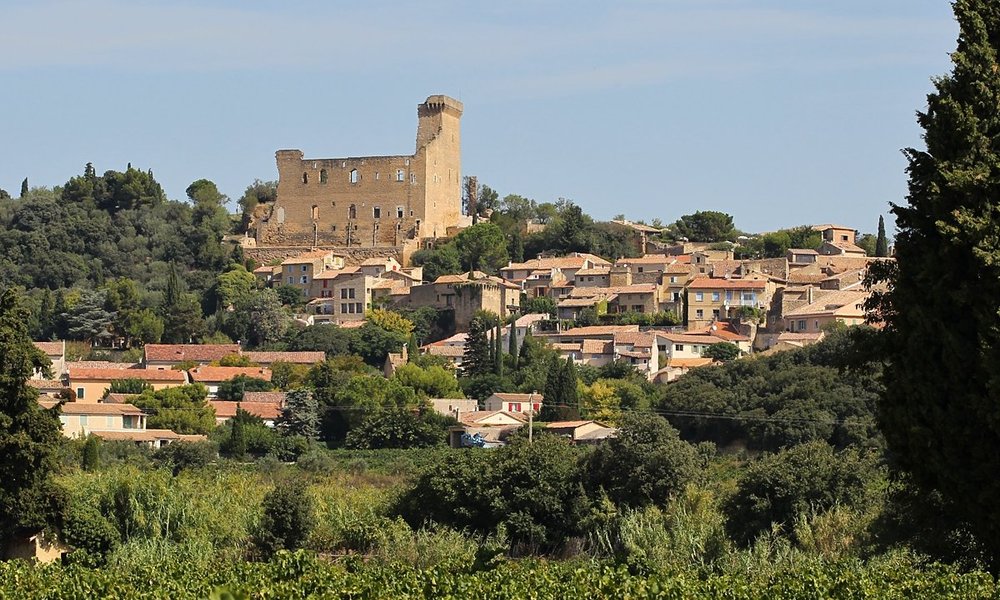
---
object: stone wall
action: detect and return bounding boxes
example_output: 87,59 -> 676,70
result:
254,95 -> 463,248
246,246 -> 404,268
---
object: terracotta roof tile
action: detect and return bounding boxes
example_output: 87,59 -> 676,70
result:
39,400 -> 144,415
242,391 -> 287,404
189,366 -> 271,383
144,344 -> 241,363
68,368 -> 187,382
244,351 -> 325,365
33,341 -> 64,356
560,325 -> 640,336
209,401 -> 283,420
687,277 -> 767,290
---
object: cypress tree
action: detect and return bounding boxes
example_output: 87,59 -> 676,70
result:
873,0 -> 1000,564
875,215 -> 889,257
0,290 -> 66,547
508,323 -> 519,370
19,178 -> 28,198
493,323 -> 503,376
82,435 -> 101,471
461,315 -> 492,377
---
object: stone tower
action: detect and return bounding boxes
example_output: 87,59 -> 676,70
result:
256,95 -> 464,248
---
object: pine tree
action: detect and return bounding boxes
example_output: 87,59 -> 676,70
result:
277,389 -> 319,440
875,215 -> 889,257
19,178 -> 28,198
461,315 -> 493,377
872,0 -> 1000,564
0,289 -> 66,547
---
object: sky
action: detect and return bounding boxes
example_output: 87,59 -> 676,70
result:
0,0 -> 958,234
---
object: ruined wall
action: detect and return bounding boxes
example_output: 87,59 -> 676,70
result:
245,246 -> 403,268
256,95 -> 463,247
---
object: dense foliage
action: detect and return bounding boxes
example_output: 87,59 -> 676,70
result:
868,0 -> 1000,567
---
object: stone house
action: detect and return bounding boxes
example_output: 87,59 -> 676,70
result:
686,277 -> 773,328
67,367 -> 187,403
144,344 -> 242,369
484,392 -> 542,415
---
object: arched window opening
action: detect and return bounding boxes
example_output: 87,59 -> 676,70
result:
348,204 -> 357,219
320,169 -> 328,184
302,172 -> 309,184
350,169 -> 358,184
311,205 -> 319,220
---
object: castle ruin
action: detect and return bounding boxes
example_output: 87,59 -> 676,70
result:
253,95 -> 464,251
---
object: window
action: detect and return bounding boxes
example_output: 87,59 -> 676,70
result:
300,276 -> 308,284
396,169 -> 405,181
674,344 -> 684,352
814,320 -> 820,330
348,204 -> 356,219
712,309 -> 720,319
302,172 -> 309,184
798,320 -> 806,330
375,172 -> 379,180
397,206 -> 404,218
355,302 -> 363,313
301,265 -> 307,272
341,303 -> 348,314
742,292 -> 754,302
410,173 -> 416,184
638,267 -> 644,273
509,402 -> 522,412
287,276 -> 293,285
669,276 -> 677,283
323,280 -> 328,289
712,292 -> 721,302
695,292 -> 704,302
319,169 -> 328,184
696,309 -> 704,319
80,415 -> 88,427
349,169 -> 358,184
76,387 -> 85,400
311,205 -> 319,220
373,207 -> 381,219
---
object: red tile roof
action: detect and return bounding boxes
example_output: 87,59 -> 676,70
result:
241,391 -> 287,404
244,351 -> 325,365
687,277 -> 767,290
209,401 -> 283,420
33,341 -> 64,356
189,366 -> 272,383
144,344 -> 241,363
39,400 -> 144,415
68,368 -> 187,382
560,325 -> 640,336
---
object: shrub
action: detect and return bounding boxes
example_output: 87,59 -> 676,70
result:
255,480 -> 316,557
724,441 -> 885,546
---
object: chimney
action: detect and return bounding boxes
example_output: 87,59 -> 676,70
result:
807,285 -> 814,304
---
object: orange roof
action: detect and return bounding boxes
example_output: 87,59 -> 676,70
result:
688,277 -> 767,290
189,366 -> 271,383
27,379 -> 65,390
314,267 -> 361,280
209,401 -> 283,420
39,400 -> 145,415
458,410 -> 528,426
144,344 -> 241,363
33,341 -> 63,356
242,391 -> 287,404
659,333 -> 729,345
614,332 -> 655,347
92,429 -> 204,443
491,392 -> 544,402
667,358 -> 714,368
244,351 -> 325,365
615,254 -> 674,265
281,250 -> 331,265
547,420 -> 598,428
560,325 -> 640,336
581,339 -> 613,354
503,254 -> 611,272
68,368 -> 187,382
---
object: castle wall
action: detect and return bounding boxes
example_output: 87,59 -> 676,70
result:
257,95 -> 463,248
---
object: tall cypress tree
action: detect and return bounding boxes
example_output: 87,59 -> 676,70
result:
873,0 -> 1000,563
19,178 -> 28,198
0,289 -> 66,548
461,315 -> 492,378
508,323 -> 519,370
875,215 -> 889,257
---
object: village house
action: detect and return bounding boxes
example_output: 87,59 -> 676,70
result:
608,219 -> 664,255
419,332 -> 467,369
279,250 -> 346,296
429,398 -> 480,418
652,357 -> 715,383
208,399 -> 284,427
686,277 -> 773,328
573,266 -> 611,288
188,366 -> 272,398
499,253 -> 610,284
449,410 -> 527,448
32,341 -> 65,379
67,367 -> 187,403
253,264 -> 282,286
484,392 -> 542,415
243,351 -> 326,367
546,420 -> 617,444
784,289 -> 869,333
407,272 -> 520,330
38,399 -> 204,449
144,344 -> 242,369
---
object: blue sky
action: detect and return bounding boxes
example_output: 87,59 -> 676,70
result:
1,0 -> 957,234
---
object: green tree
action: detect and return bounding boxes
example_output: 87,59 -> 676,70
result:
461,314 -> 494,377
0,289 -> 66,547
724,441 -> 884,546
411,243 -> 462,282
702,342 -> 740,362
869,0 -> 1000,564
131,384 -> 216,434
277,389 -> 319,440
223,289 -> 287,349
82,435 -> 101,471
670,211 -> 737,242
20,177 -> 28,198
216,375 -> 274,401
215,265 -> 257,310
255,480 -> 316,557
344,408 -> 446,449
875,215 -> 889,257
106,378 -> 153,396
454,222 -> 509,273
586,413 -> 699,508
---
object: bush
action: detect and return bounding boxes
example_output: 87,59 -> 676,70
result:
724,441 -> 886,546
255,480 -> 316,557
153,440 -> 218,475
586,413 -> 700,508
344,409 -> 446,450
61,501 -> 121,560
